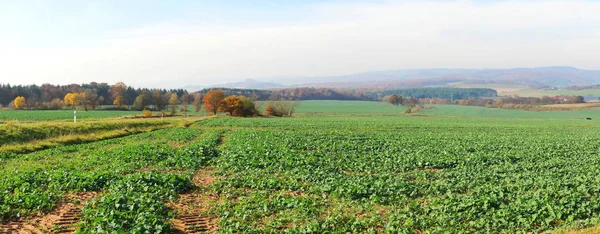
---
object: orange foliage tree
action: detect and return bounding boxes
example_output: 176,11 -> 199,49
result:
218,95 -> 258,117
202,90 -> 225,115
218,96 -> 243,116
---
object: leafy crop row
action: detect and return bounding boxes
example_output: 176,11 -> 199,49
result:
200,116 -> 600,233
0,127 -> 223,233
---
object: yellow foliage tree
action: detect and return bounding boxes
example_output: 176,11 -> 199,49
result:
168,93 -> 179,115
64,93 -> 80,109
111,82 -> 127,108
13,96 -> 26,110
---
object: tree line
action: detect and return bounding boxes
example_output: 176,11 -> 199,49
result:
201,89 -> 298,117
199,87 -> 372,101
0,82 -> 188,110
383,93 -> 586,113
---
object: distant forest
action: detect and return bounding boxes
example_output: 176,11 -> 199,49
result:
199,87 -> 372,101
200,87 -> 497,101
1,82 -> 500,110
0,83 -> 187,109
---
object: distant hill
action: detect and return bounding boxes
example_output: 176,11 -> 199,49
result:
183,79 -> 285,92
183,67 -> 600,91
289,67 -> 600,89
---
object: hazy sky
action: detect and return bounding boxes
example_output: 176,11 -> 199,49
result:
1,0 -> 599,88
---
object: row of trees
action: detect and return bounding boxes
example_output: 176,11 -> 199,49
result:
384,93 -> 587,112
384,94 -> 420,108
0,82 -> 188,110
199,87 -> 373,101
202,90 -> 298,117
453,95 -> 585,108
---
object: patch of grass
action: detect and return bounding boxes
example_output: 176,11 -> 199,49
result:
0,110 -> 137,121
0,118 -> 202,155
419,104 -> 600,119
293,100 -> 406,115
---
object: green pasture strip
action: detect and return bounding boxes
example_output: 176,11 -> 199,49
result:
292,100 -> 407,115
0,119 -> 175,146
0,110 -> 137,121
419,104 -> 600,119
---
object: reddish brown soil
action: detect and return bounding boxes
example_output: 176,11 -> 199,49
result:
0,192 -> 97,234
169,169 -> 219,234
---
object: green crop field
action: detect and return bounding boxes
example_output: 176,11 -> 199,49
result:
3,115 -> 600,233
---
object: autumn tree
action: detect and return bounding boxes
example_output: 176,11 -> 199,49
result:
83,88 -> 100,110
217,96 -> 257,117
218,96 -> 243,116
77,92 -> 87,110
180,93 -> 190,116
151,90 -> 166,110
133,93 -> 150,111
192,93 -> 202,112
110,82 -> 127,109
168,93 -> 179,115
265,98 -> 299,117
202,90 -> 225,115
13,96 -> 26,110
388,94 -> 403,106
405,97 -> 419,108
238,96 -> 258,117
49,98 -> 64,110
64,93 -> 78,109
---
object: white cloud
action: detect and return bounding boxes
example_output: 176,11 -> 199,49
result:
1,0 -> 599,88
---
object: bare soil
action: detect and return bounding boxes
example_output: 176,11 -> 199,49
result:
0,191 -> 97,234
169,169 -> 219,234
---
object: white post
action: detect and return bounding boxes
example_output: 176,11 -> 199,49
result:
74,110 -> 77,123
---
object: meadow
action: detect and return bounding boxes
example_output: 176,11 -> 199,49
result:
449,82 -> 600,98
419,104 -> 600,119
3,114 -> 600,233
4,100 -> 600,123
0,110 -> 139,121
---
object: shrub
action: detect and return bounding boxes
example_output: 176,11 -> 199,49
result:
143,109 -> 152,118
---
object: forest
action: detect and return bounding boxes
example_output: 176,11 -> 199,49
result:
0,83 -> 187,110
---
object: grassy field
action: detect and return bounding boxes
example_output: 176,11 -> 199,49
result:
3,101 -> 600,122
286,100 -> 407,115
448,82 -> 600,97
0,118 -> 184,154
0,101 -> 404,121
0,110 -> 140,121
0,107 -> 210,122
419,104 -> 600,119
504,88 -> 600,98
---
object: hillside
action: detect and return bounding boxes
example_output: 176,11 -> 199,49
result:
190,67 -> 600,90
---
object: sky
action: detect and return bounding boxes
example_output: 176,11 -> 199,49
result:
1,0 -> 599,88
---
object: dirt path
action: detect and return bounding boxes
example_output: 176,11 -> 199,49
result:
0,192 -> 97,234
169,169 -> 219,233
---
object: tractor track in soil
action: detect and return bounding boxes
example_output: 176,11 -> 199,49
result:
0,192 -> 97,234
169,169 -> 219,234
